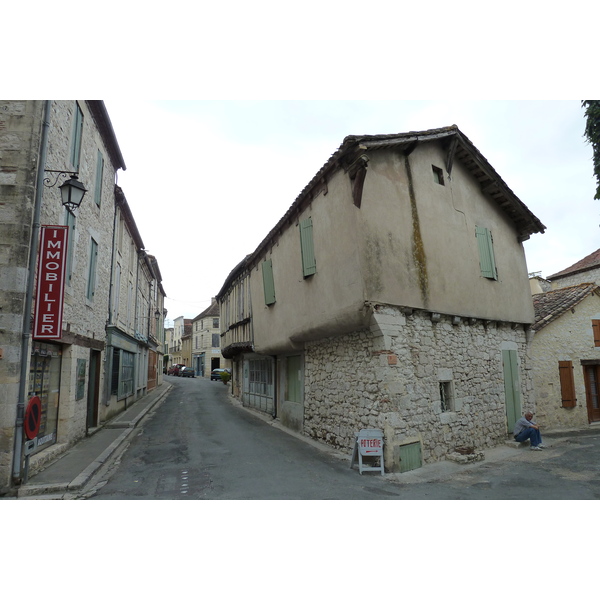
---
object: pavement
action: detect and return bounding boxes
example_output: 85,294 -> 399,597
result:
11,383 -> 173,499
6,380 -> 597,499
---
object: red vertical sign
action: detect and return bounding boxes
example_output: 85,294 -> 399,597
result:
33,225 -> 68,339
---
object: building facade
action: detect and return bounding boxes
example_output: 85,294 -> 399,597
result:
170,316 -> 192,367
217,126 -> 546,471
530,283 -> 600,430
528,249 -> 600,431
0,100 -> 165,494
192,298 -> 228,377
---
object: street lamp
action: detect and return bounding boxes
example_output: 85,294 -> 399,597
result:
59,175 -> 87,211
44,170 -> 88,211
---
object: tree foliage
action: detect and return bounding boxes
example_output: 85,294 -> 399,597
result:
582,100 -> 600,200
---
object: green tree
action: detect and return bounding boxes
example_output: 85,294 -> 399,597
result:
582,100 -> 600,200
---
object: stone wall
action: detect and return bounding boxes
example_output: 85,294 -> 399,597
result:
304,305 -> 532,470
0,101 -> 44,492
551,266 -> 599,289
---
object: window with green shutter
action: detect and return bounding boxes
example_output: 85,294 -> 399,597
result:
475,226 -> 498,280
70,103 -> 84,170
94,150 -> 104,206
262,259 -> 276,305
87,237 -> 98,301
299,217 -> 316,277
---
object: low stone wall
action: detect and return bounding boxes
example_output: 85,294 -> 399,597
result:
304,305 -> 532,470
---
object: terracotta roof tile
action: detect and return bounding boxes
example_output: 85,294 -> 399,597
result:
548,248 -> 600,280
532,282 -> 599,331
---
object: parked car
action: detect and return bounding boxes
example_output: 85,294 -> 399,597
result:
210,368 -> 230,381
180,367 -> 195,378
168,364 -> 185,376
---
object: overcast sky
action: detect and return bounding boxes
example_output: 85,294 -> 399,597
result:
102,100 -> 599,324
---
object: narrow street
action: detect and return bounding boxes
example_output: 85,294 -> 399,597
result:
87,376 -> 401,500
87,377 -> 600,500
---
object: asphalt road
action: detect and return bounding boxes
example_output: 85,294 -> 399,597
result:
87,376 -> 600,500
88,376 -> 403,499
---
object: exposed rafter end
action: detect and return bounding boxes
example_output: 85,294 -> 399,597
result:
445,136 -> 458,175
347,154 -> 369,208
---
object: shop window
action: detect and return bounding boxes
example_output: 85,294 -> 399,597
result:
28,342 -> 62,452
121,351 -> 134,397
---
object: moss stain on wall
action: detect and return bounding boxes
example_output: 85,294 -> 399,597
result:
404,155 -> 429,307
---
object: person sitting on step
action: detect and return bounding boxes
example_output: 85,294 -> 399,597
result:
513,411 -> 546,451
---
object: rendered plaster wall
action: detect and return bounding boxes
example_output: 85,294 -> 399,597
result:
250,140 -> 537,357
303,305 -> 532,470
357,144 -> 536,323
530,293 -> 600,430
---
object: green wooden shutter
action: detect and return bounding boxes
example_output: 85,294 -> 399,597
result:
94,150 -> 104,206
299,218 -> 316,277
476,226 -> 497,280
502,349 -> 521,431
262,259 -> 276,305
70,103 -> 84,169
87,238 -> 98,300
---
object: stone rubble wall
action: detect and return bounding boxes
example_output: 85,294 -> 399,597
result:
304,305 -> 532,469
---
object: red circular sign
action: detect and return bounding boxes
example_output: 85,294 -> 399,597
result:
24,396 -> 42,440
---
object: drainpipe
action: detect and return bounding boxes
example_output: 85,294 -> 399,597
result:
12,100 -> 52,484
104,192 -> 119,407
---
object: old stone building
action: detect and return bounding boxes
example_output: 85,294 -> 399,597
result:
217,126 -> 546,472
170,316 -> 192,367
192,298 -> 229,377
104,186 -> 166,419
0,100 -> 165,494
528,248 -> 600,431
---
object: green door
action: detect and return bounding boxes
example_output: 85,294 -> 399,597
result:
287,355 -> 302,403
502,349 -> 522,432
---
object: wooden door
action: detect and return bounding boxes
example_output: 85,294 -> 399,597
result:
583,364 -> 600,423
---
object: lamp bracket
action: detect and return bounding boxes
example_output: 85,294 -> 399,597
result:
43,170 -> 79,188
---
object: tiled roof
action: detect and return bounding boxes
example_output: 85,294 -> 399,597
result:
192,298 -> 220,321
532,283 -> 599,331
548,248 -> 600,280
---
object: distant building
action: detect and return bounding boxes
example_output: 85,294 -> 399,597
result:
192,298 -> 229,377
